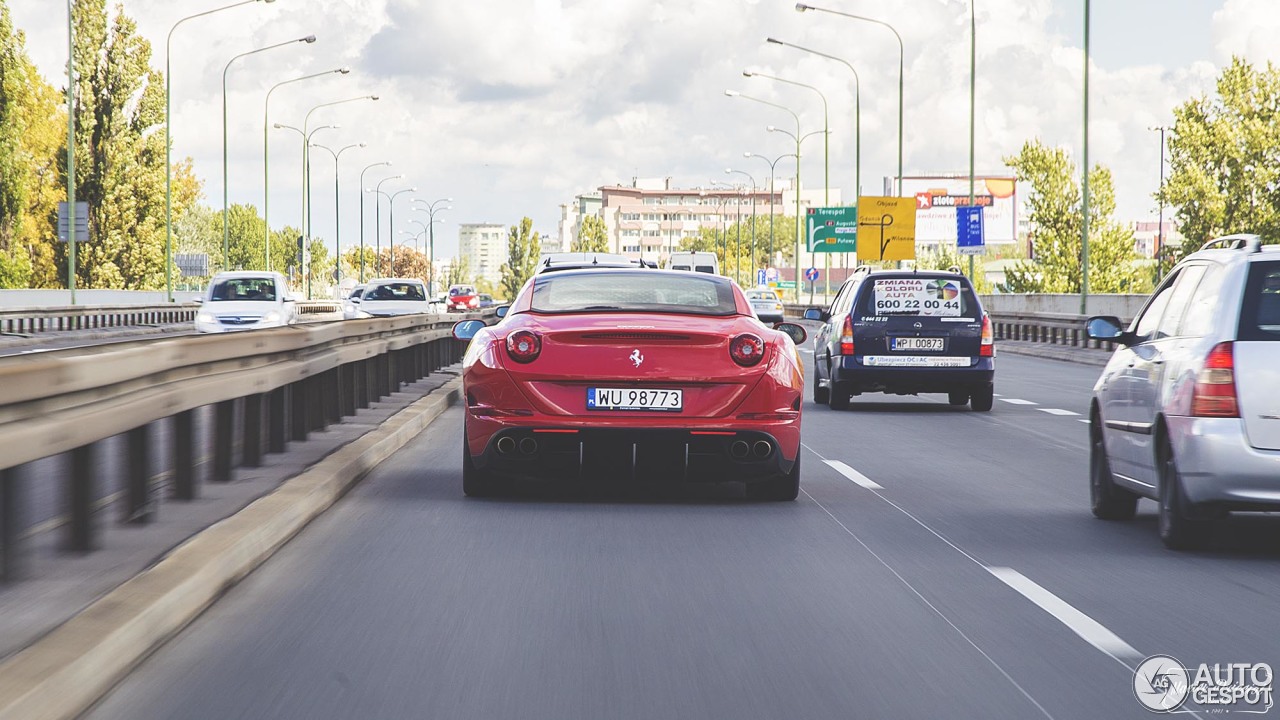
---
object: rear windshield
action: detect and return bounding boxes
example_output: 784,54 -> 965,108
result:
695,265 -> 716,273
209,278 -> 276,302
855,276 -> 979,317
349,287 -> 363,299
747,290 -> 777,301
365,283 -> 425,301
1238,261 -> 1280,341
449,286 -> 475,296
530,271 -> 737,315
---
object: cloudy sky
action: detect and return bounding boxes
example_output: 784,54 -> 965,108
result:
9,0 -> 1276,260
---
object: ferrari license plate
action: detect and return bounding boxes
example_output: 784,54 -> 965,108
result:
892,337 -> 944,352
587,387 -> 683,411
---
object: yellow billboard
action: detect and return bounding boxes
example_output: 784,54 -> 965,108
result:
855,196 -> 917,261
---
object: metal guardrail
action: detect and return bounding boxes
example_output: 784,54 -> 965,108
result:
0,310 -> 492,582
0,301 -> 344,336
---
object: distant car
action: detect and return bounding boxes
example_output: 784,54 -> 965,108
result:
1086,234 -> 1280,550
447,284 -> 480,312
343,284 -> 367,320
195,271 -> 296,333
804,268 -> 995,411
358,278 -> 431,317
452,268 -> 808,500
535,252 -> 638,275
667,251 -> 719,275
477,293 -> 495,309
745,288 -> 785,324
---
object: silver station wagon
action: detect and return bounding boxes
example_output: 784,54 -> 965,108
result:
1087,234 -> 1280,549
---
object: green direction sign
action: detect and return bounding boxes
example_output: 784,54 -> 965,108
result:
775,280 -> 797,289
805,206 -> 858,253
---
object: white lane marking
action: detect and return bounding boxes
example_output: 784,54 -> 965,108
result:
1038,408 -> 1080,417
993,393 -> 1003,397
1001,398 -> 1038,405
824,460 -> 883,490
801,490 -> 1056,720
800,348 -> 814,354
1077,419 -> 1091,424
986,567 -> 1144,665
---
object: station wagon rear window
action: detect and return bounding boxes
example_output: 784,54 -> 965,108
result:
530,271 -> 736,315
365,283 -> 425,301
209,278 -> 277,302
1239,261 -> 1280,341
857,277 -> 975,317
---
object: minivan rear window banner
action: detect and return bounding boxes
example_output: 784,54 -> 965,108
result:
870,278 -> 963,317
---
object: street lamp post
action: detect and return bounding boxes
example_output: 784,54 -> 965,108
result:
1150,125 -> 1169,283
745,152 -> 797,282
221,34 -> 315,271
301,95 -> 379,275
273,122 -> 336,297
357,162 -> 391,282
65,0 -> 76,305
726,169 -> 757,285
262,67 -> 350,271
365,175 -> 403,277
1082,0 -> 1090,314
724,90 -> 804,301
167,0 -> 272,301
744,69 -> 831,294
769,126 -> 828,297
412,198 -> 453,295
310,141 -> 365,295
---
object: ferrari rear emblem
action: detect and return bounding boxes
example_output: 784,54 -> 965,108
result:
629,349 -> 644,368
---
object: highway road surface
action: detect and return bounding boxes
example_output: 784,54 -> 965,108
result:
87,353 -> 1280,719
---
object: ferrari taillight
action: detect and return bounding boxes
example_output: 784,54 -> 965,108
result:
730,333 -> 765,367
506,330 -> 541,363
980,313 -> 994,357
839,315 -> 855,355
1191,342 -> 1239,418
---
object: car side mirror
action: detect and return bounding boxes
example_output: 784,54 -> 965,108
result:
802,308 -> 826,322
350,297 -> 361,304
452,320 -> 486,341
494,305 -> 510,319
192,298 -> 203,305
774,322 -> 808,345
1086,316 -> 1129,343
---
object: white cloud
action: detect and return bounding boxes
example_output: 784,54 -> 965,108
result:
4,0 -> 1248,261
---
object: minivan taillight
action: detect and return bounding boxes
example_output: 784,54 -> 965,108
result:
730,333 -> 765,367
506,330 -> 541,363
1191,342 -> 1239,418
839,315 -> 855,355
980,313 -> 994,357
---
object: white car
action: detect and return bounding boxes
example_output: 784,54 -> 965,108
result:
357,278 -> 431,317
343,284 -> 368,320
194,272 -> 296,333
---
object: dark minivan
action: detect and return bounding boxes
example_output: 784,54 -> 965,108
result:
804,268 -> 995,410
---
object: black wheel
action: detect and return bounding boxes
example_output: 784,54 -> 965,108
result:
813,367 -> 830,405
746,453 -> 800,501
1157,436 -> 1207,550
828,383 -> 850,410
948,391 -> 969,406
462,429 -> 498,497
1090,414 -> 1138,520
970,384 -> 994,412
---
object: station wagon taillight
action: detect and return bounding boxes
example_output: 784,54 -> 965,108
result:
1191,342 -> 1239,418
839,316 -> 855,355
980,313 -> 994,357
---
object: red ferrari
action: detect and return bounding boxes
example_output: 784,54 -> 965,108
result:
451,268 -> 808,500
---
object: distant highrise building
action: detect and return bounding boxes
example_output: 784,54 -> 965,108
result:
457,223 -> 507,287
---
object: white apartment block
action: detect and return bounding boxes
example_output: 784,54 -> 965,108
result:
457,223 -> 507,287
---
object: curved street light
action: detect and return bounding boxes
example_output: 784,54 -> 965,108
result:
725,169 -> 757,286
262,67 -> 350,270
309,141 -> 366,292
411,198 -> 453,294
221,34 -> 315,271
357,162 -> 392,281
363,176 -> 405,276
744,151 -> 797,273
166,0 -> 274,300
301,95 -> 379,254
385,187 -> 418,275
274,123 -> 337,296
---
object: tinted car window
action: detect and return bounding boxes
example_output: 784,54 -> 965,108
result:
210,278 -> 277,302
366,283 -> 426,301
449,286 -> 476,296
854,276 -> 977,317
1179,264 -> 1225,338
1238,260 -> 1280,342
1156,264 -> 1207,339
530,272 -> 736,315
1133,270 -> 1179,341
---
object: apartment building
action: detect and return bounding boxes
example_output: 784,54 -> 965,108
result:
457,223 -> 507,287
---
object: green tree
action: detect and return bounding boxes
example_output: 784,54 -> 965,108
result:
1159,57 -> 1280,263
445,254 -> 471,288
682,213 -> 797,282
500,216 -> 540,299
1002,139 -> 1147,294
571,215 -> 609,252
0,1 -> 29,248
915,245 -> 994,294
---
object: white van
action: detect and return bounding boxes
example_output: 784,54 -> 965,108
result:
667,251 -> 719,275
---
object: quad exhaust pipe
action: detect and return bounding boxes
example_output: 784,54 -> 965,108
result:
729,440 -> 750,459
752,440 -> 773,459
519,437 -> 538,455
495,435 -> 539,456
496,436 -> 517,455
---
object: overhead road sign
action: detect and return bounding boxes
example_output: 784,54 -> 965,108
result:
855,196 -> 917,262
805,207 -> 857,253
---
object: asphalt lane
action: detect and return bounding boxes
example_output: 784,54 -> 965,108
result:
87,352 -> 1280,720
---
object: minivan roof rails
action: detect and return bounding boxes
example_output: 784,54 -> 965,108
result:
1200,234 -> 1262,253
